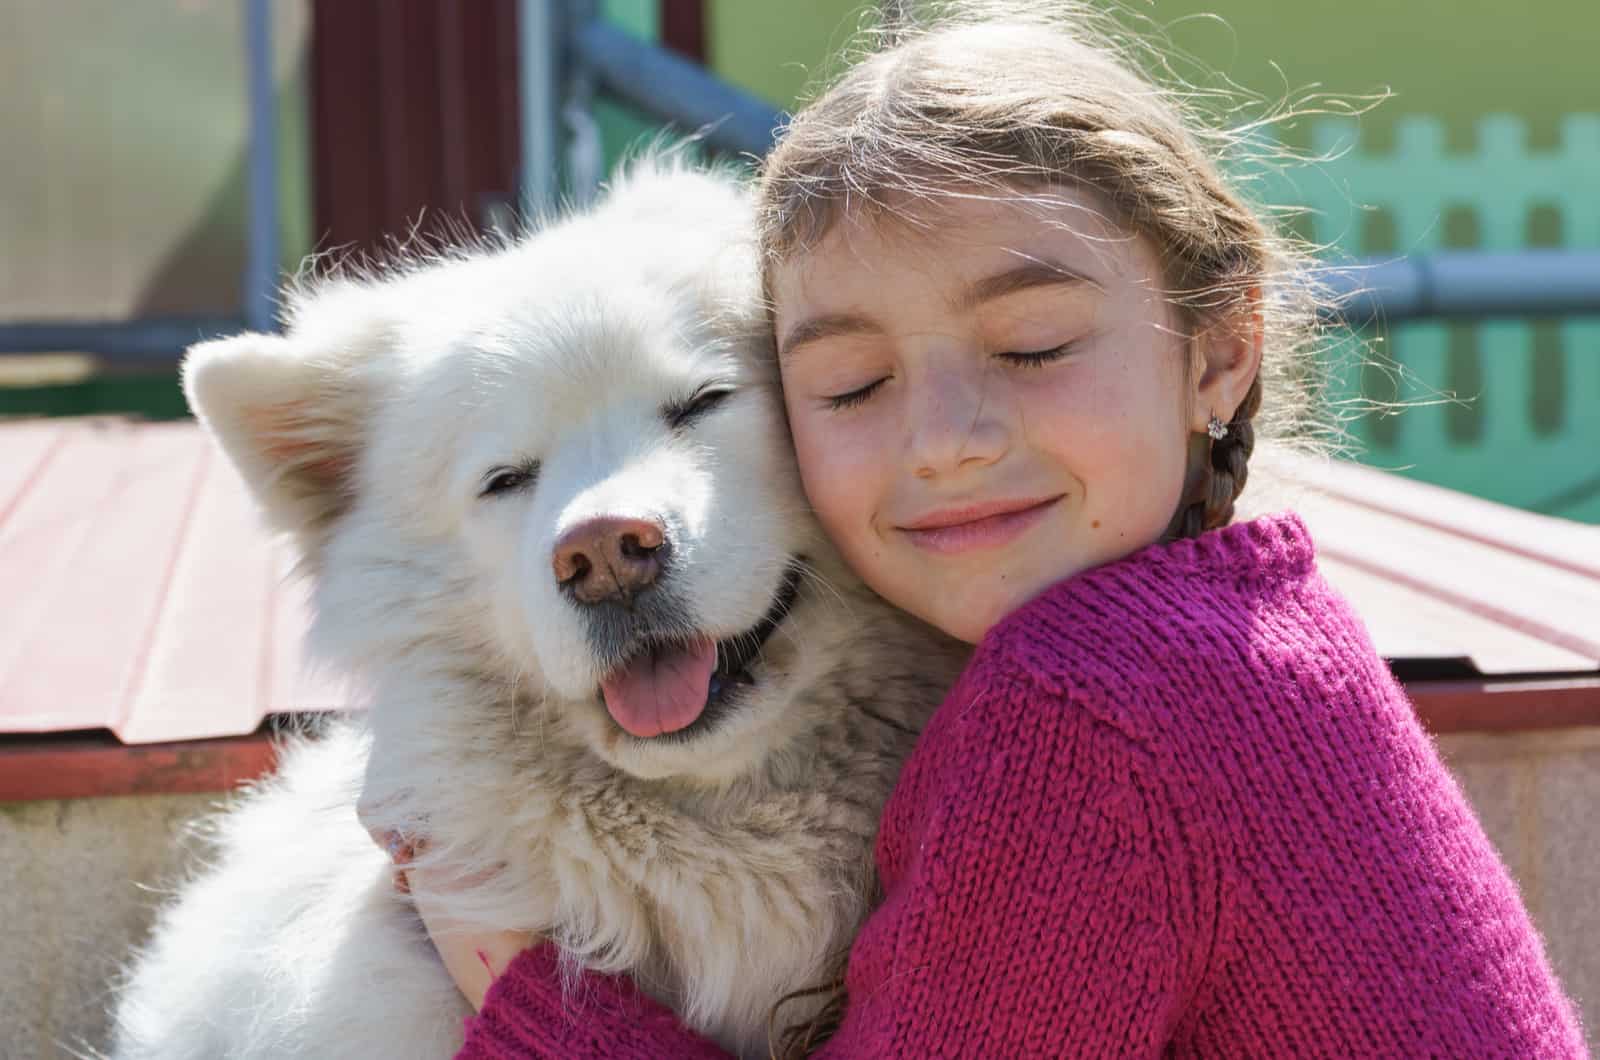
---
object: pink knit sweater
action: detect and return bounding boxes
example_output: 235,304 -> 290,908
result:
459,513 -> 1585,1058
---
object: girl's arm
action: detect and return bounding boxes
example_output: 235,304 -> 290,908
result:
456,667 -> 1204,1059
459,943 -> 730,1059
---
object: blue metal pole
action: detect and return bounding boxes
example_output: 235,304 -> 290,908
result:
520,0 -> 562,218
1320,251 -> 1600,324
0,318 -> 247,362
243,0 -> 279,333
570,19 -> 781,158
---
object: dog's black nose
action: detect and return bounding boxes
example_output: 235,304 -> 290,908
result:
552,515 -> 670,604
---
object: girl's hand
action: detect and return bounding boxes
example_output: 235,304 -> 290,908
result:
370,827 -> 539,1012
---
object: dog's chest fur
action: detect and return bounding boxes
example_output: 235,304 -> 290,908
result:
361,606 -> 960,1058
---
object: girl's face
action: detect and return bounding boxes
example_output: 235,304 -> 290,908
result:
773,190 -> 1255,644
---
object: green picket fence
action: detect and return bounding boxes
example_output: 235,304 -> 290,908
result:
1279,115 -> 1600,523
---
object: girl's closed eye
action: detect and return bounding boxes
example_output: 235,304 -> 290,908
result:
997,341 -> 1078,368
823,375 -> 891,411
819,337 -> 1085,410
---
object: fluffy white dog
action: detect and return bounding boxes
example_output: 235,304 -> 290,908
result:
109,164 -> 965,1059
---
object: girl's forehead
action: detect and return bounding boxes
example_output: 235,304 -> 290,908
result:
775,186 -> 1156,302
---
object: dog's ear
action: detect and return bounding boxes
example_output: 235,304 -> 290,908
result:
183,329 -> 375,541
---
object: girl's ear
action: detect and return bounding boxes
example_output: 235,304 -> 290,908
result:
1188,291 -> 1264,432
182,330 -> 375,541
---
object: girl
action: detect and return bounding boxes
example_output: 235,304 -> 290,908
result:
408,5 -> 1586,1056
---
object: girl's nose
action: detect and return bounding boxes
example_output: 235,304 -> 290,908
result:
906,361 -> 1010,479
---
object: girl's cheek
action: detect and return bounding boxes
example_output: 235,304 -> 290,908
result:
784,401 -> 838,495
1015,363 -> 1110,443
788,407 -> 880,525
793,411 -> 856,480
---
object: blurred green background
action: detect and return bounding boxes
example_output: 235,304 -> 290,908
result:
3,0 -> 1596,518
712,1 -> 1598,145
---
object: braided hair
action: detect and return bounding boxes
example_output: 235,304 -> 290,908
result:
1174,374 -> 1263,540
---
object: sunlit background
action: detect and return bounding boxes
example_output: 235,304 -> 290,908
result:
1,4 -> 1597,1057
2,0 -> 1597,520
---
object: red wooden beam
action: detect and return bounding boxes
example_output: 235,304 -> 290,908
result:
1407,676 -> 1600,734
310,0 -> 520,258
5,676 -> 1600,804
0,729 -> 280,802
660,0 -> 706,62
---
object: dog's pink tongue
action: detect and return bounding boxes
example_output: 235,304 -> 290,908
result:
600,640 -> 717,738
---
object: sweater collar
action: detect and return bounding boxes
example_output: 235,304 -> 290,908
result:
1145,510 -> 1315,581
982,511 -> 1316,647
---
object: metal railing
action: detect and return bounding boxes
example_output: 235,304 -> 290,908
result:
1319,252 -> 1600,324
539,17 -> 1600,327
1,0 -> 1597,367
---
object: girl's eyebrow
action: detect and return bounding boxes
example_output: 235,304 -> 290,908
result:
955,260 -> 1104,311
778,312 -> 884,362
779,261 -> 1101,362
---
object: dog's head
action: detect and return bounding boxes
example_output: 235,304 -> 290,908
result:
185,164 -> 842,781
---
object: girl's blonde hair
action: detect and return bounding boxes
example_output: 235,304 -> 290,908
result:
755,0 -> 1333,545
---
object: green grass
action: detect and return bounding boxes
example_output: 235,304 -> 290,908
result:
0,373 -> 188,421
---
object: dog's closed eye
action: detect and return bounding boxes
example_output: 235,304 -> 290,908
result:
479,461 -> 540,498
663,384 -> 735,431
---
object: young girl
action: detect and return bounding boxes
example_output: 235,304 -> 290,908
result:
409,6 -> 1586,1056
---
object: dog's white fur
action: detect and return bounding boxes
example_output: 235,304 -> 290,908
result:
110,164 -> 966,1059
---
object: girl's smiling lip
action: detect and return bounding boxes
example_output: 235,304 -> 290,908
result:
896,495 -> 1065,554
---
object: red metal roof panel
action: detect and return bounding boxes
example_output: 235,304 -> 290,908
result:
3,419 -> 1598,745
1,418 -> 347,743
1244,451 -> 1600,675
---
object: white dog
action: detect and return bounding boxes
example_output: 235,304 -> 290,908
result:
109,164 -> 966,1059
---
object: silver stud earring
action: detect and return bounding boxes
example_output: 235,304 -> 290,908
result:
1206,415 -> 1228,441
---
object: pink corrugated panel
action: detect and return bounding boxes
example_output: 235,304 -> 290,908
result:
1,419 -> 349,743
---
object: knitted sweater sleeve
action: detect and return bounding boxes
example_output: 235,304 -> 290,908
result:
458,665 -> 1204,1059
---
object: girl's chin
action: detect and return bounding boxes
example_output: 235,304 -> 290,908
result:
935,570 -> 1086,643
865,560 -> 1067,644
918,589 -> 1021,645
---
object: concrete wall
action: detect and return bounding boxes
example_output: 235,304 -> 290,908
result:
6,729 -> 1596,1056
1,793 -> 218,1060
1439,726 -> 1600,1053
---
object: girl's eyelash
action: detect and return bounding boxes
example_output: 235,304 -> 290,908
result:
821,342 -> 1075,409
998,343 -> 1074,368
824,377 -> 889,410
